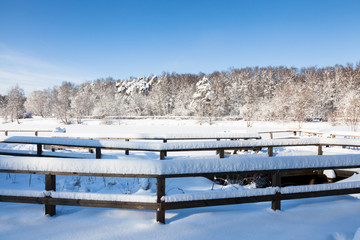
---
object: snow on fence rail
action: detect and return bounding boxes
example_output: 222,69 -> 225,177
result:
259,129 -> 327,139
50,132 -> 261,156
1,136 -> 360,159
1,154 -> 360,223
0,129 -> 52,136
51,132 -> 262,140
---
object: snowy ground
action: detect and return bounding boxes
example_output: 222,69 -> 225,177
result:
1,118 -> 360,240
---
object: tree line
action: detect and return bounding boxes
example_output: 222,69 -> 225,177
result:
1,63 -> 360,128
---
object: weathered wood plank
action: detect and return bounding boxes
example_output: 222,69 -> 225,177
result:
268,147 -> 274,157
95,147 -> 101,159
219,149 -> 225,158
271,171 -> 281,210
160,151 -> 166,160
125,139 -> 130,155
45,174 -> 56,216
0,195 -> 158,210
163,139 -> 167,157
318,145 -> 323,155
37,144 -> 42,156
0,169 -> 160,178
165,195 -> 275,210
156,177 -> 166,223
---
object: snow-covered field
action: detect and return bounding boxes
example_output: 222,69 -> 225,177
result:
1,118 -> 360,240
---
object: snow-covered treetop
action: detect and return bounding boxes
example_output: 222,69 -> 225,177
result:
116,76 -> 157,96
192,77 -> 215,102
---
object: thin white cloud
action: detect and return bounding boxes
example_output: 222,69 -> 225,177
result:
0,69 -> 79,84
0,44 -> 90,95
0,69 -> 83,95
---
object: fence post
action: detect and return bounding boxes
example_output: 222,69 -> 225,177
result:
216,139 -> 220,155
163,139 -> 167,157
45,174 -> 56,216
96,147 -> 101,159
318,145 -> 323,155
268,147 -> 274,157
37,144 -> 42,156
125,139 -> 129,155
219,149 -> 225,158
160,151 -> 166,160
271,171 -> 281,211
156,177 -> 166,224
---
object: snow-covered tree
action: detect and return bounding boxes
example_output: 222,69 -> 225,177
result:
241,103 -> 258,127
25,89 -> 52,118
52,82 -> 74,124
71,85 -> 93,124
9,62 -> 360,125
3,85 -> 26,123
92,78 -> 118,117
190,77 -> 215,122
337,90 -> 360,131
116,76 -> 157,96
209,71 -> 232,117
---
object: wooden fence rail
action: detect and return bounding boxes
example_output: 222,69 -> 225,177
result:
1,154 -> 360,223
51,133 -> 261,156
2,136 -> 360,160
51,132 -> 262,141
258,130 -> 324,139
0,130 -> 52,136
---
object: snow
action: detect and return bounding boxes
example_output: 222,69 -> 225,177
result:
53,126 -> 66,133
2,118 -> 360,239
116,76 -> 157,95
192,77 -> 215,102
2,154 -> 360,175
0,136 -> 165,150
280,181 -> 360,194
324,169 -> 337,179
330,131 -> 360,137
3,136 -> 360,154
164,181 -> 360,202
164,187 -> 277,202
321,137 -> 360,147
1,136 -> 356,154
0,189 -> 157,203
51,131 -> 261,140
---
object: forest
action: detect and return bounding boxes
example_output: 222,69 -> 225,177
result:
1,63 -> 360,129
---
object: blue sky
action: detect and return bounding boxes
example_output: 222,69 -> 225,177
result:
1,0 -> 360,95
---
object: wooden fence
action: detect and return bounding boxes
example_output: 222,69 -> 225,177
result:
50,133 -> 261,156
1,154 -> 360,223
259,130 -> 324,139
1,136 -> 360,160
51,132 -> 262,141
0,130 -> 52,136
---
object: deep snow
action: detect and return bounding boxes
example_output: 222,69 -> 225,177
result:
1,118 -> 360,240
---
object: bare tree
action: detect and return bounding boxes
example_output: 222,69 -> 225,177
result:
52,82 -> 74,124
3,85 -> 26,124
241,103 -> 258,127
92,78 -> 117,118
337,90 -> 360,131
25,89 -> 52,117
11,62 -> 360,126
71,84 -> 95,124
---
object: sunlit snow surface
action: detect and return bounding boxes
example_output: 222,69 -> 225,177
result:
1,118 -> 360,240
